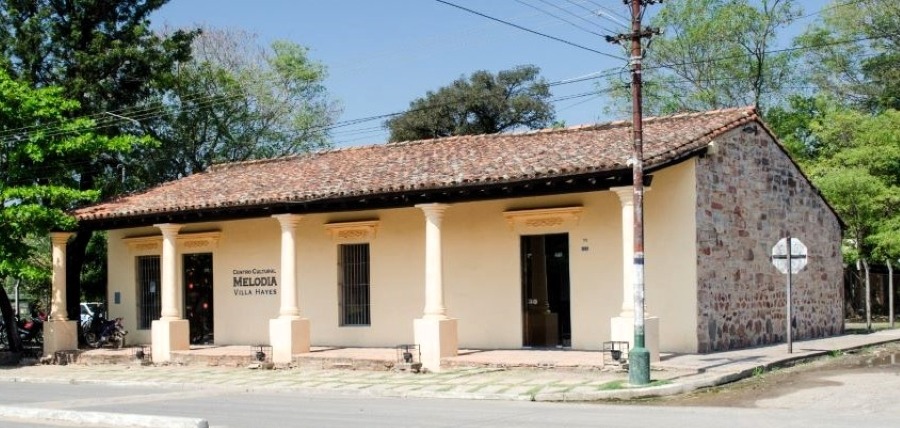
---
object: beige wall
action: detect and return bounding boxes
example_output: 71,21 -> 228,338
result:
107,167 -> 700,351
645,160 -> 700,353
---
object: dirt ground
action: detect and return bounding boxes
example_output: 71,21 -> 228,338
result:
642,342 -> 900,409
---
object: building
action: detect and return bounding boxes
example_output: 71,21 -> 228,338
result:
44,107 -> 844,370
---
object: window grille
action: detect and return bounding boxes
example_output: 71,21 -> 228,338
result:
338,243 -> 370,326
136,255 -> 161,330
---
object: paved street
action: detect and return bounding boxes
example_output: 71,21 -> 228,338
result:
0,384 -> 900,428
0,329 -> 896,427
0,379 -> 898,428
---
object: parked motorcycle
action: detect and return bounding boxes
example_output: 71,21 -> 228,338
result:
17,314 -> 45,344
0,312 -> 45,350
85,317 -> 127,349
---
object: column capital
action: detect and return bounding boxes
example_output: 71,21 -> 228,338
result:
154,223 -> 183,237
273,214 -> 304,230
49,232 -> 74,245
610,186 -> 650,206
416,203 -> 450,222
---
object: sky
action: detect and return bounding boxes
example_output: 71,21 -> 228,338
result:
152,0 -> 831,148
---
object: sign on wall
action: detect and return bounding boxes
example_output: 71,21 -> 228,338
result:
232,268 -> 278,297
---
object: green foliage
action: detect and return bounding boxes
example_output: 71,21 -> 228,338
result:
0,71 -> 142,284
0,0 -> 195,305
796,0 -> 900,112
133,27 -> 337,184
386,65 -> 554,142
798,107 -> 900,262
606,0 -> 799,115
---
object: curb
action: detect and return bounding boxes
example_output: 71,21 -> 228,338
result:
0,405 -> 208,428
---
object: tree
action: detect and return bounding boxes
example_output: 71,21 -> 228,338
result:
386,65 -> 554,142
606,0 -> 799,115
798,107 -> 900,325
133,27 -> 338,184
0,0 -> 196,317
0,71 -> 143,351
796,0 -> 900,112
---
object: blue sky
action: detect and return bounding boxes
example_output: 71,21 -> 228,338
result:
153,0 -> 829,147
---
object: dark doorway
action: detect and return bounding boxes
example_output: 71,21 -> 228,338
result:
521,234 -> 571,347
183,253 -> 213,344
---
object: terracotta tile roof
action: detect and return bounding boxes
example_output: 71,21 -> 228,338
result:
73,107 -> 759,223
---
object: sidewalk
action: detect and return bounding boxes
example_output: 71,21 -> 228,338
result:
0,329 -> 897,403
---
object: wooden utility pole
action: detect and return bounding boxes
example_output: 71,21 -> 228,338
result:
607,0 -> 660,386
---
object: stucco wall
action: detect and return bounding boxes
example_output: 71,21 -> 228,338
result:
106,168 -> 700,352
107,194 -> 623,350
695,124 -> 844,352
645,160 -> 699,353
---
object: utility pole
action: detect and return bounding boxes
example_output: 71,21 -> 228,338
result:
606,0 -> 660,386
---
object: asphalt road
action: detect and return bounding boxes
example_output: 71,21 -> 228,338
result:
0,379 -> 897,428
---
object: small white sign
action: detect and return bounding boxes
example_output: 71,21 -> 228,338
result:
771,237 -> 808,274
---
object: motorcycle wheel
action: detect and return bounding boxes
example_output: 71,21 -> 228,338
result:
84,332 -> 99,348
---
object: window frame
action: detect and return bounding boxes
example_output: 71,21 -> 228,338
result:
337,242 -> 371,327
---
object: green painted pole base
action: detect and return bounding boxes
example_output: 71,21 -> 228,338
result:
628,346 -> 651,386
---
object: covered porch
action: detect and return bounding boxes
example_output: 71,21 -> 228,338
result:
71,344 -> 635,371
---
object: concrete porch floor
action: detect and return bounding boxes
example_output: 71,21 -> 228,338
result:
73,345 -> 624,370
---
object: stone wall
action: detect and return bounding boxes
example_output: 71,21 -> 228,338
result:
695,124 -> 844,353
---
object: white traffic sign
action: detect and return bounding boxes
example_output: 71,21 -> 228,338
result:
771,237 -> 808,274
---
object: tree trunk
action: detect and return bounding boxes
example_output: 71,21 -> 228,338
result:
0,284 -> 23,354
65,226 -> 93,322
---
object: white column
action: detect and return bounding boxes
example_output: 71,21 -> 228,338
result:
609,187 -> 659,363
274,214 -> 303,319
417,203 -> 448,319
152,223 -> 189,362
49,232 -> 73,321
611,187 -> 635,317
44,232 -> 77,356
414,204 -> 457,372
269,214 -> 310,364
157,223 -> 183,320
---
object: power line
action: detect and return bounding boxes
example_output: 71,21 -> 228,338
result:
579,0 -> 631,25
531,0 -> 620,35
4,30 -> 895,148
514,0 -> 611,38
566,0 -> 630,29
648,32 -> 898,71
790,0 -> 871,23
432,0 -> 625,60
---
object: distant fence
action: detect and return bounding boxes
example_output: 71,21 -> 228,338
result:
844,266 -> 899,319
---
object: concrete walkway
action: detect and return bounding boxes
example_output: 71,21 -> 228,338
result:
0,329 -> 898,403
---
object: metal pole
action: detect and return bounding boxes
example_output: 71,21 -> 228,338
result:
888,259 -> 894,329
786,236 -> 792,354
14,279 -> 19,317
627,0 -> 650,386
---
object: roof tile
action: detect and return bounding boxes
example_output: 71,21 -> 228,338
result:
74,107 -> 758,221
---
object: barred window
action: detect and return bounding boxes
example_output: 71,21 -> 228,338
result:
338,243 -> 370,326
136,255 -> 161,330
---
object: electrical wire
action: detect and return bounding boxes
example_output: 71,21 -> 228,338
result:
432,0 -> 625,60
514,0 -> 608,38
565,0 -> 630,30
579,0 -> 631,27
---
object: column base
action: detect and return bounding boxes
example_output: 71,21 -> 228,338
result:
151,319 -> 189,363
414,317 -> 457,372
269,318 -> 310,364
610,315 -> 660,363
43,320 -> 78,357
